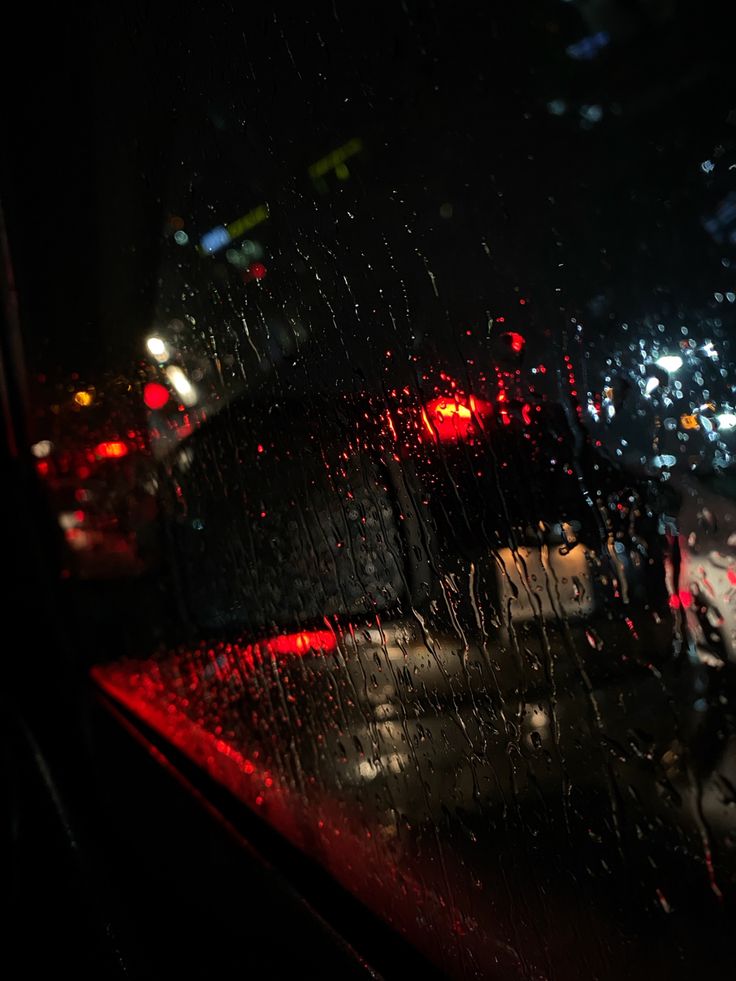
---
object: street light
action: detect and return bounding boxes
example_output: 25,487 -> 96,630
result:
165,365 -> 197,407
146,336 -> 169,362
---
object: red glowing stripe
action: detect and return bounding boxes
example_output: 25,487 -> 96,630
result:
90,627 -> 338,812
91,664 -> 269,799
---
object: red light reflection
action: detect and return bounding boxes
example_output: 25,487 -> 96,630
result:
504,331 -> 525,354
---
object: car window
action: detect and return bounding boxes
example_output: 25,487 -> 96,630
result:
9,3 -> 736,977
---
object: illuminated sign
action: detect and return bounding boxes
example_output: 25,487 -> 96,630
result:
226,203 -> 269,240
566,31 -> 609,61
199,203 -> 269,254
308,137 -> 363,183
197,138 -> 364,254
199,226 -> 230,254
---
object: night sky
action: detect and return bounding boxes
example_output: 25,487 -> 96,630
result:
2,1 -> 734,387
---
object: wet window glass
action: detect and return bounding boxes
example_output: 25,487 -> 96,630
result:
6,2 -> 736,977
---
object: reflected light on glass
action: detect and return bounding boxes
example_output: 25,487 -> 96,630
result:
503,331 -> 525,354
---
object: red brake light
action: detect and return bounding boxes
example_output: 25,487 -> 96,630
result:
95,441 -> 128,459
423,395 -> 492,442
144,382 -> 170,410
269,630 -> 336,656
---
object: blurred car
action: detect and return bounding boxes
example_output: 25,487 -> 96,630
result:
156,348 -> 674,712
42,445 -> 160,578
675,472 -> 736,667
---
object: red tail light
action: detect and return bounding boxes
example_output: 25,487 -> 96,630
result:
95,441 -> 129,459
422,395 -> 492,443
268,629 -> 336,656
143,382 -> 170,410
